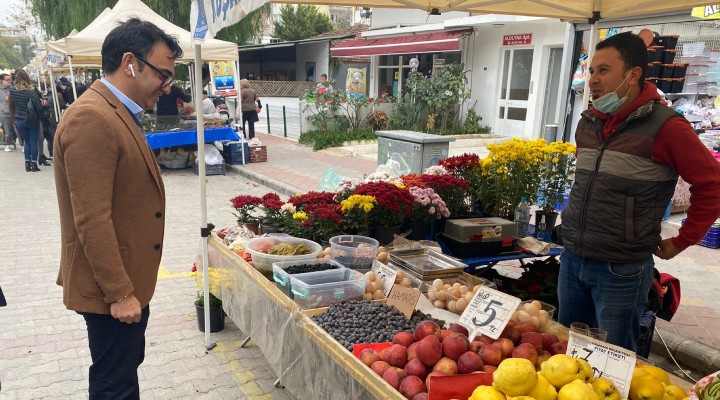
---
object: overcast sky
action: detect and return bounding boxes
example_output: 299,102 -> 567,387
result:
0,0 -> 22,24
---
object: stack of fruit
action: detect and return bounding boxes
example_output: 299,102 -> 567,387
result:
426,279 -> 485,315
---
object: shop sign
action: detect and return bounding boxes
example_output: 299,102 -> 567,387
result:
503,33 -> 532,46
691,5 -> 720,19
210,61 -> 235,91
566,332 -> 636,399
457,286 -> 521,340
387,285 -> 421,318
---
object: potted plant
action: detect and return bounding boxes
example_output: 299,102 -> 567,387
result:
259,192 -> 285,234
303,203 -> 344,244
536,141 -> 576,239
353,181 -> 413,245
230,194 -> 263,234
190,264 -> 224,333
407,186 -> 450,240
439,153 -> 484,213
339,194 -> 376,236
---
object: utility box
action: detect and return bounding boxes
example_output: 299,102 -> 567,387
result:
543,124 -> 558,142
375,130 -> 455,174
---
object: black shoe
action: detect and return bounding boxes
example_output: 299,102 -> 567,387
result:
39,156 -> 51,166
25,161 -> 31,172
30,162 -> 40,172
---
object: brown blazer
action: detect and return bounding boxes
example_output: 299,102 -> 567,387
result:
54,80 -> 165,314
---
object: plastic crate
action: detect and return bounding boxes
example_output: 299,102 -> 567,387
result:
222,141 -> 250,165
193,161 -> 225,175
682,219 -> 720,248
289,268 -> 366,309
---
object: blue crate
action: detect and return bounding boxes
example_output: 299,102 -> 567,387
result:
682,218 -> 720,248
222,141 -> 250,165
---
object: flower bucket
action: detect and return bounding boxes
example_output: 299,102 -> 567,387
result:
195,304 -> 225,333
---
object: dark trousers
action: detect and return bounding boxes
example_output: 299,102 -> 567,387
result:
241,110 -> 256,139
79,306 -> 150,400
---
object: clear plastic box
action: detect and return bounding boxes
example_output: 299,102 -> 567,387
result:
329,235 -> 379,270
246,236 -> 322,273
517,300 -> 556,320
272,258 -> 344,299
290,268 -> 367,309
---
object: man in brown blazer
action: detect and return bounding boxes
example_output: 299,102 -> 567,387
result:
54,19 -> 182,399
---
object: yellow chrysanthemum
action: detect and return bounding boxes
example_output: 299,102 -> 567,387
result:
293,212 -> 308,221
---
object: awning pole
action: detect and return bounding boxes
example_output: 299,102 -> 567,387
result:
48,66 -> 61,122
68,56 -> 78,101
581,22 -> 599,111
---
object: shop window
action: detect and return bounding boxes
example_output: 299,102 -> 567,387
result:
507,107 -> 527,121
378,67 -> 399,97
379,55 -> 401,66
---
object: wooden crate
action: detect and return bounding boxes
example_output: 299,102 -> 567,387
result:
249,145 -> 267,163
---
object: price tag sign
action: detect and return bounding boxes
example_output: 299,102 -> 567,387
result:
566,332 -> 636,399
387,285 -> 422,318
457,286 -> 520,340
374,262 -> 397,298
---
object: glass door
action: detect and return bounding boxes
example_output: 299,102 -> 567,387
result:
540,47 -> 563,141
496,48 -> 534,136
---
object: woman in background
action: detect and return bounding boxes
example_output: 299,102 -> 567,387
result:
9,70 -> 44,172
238,79 -> 259,140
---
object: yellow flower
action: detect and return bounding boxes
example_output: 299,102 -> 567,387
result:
340,195 -> 377,213
552,157 -> 559,164
293,212 -> 308,221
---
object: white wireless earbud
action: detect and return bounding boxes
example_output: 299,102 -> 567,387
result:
129,63 -> 136,77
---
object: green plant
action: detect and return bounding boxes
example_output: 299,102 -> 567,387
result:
463,107 -> 482,134
195,292 -> 222,307
538,141 -> 576,213
406,64 -> 471,132
366,111 -> 390,131
337,95 -> 373,131
389,93 -> 423,130
298,129 -> 376,151
300,81 -> 343,132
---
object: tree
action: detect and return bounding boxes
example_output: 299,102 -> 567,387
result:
0,37 -> 35,69
27,0 -> 270,45
273,5 -> 334,42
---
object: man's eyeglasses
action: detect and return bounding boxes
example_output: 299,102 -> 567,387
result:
133,53 -> 173,88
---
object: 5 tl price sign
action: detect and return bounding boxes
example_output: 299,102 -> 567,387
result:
458,287 -> 521,340
566,332 -> 636,399
374,263 -> 397,298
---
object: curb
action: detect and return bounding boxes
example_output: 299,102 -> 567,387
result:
226,164 -> 305,197
651,327 -> 720,376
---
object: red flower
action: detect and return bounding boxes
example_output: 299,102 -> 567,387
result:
420,174 -> 470,190
230,195 -> 262,209
261,192 -> 283,211
369,98 -> 374,103
354,182 -> 413,225
440,153 -> 481,176
318,87 -> 326,94
289,191 -> 338,210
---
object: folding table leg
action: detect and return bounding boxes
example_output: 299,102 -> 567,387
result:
240,336 -> 252,348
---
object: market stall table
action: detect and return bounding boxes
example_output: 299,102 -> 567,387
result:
460,246 -> 563,272
145,126 -> 238,150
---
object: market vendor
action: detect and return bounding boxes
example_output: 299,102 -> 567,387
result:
558,32 -> 720,352
156,83 -> 191,122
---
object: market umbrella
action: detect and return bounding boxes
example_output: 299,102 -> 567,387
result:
190,0 -> 267,350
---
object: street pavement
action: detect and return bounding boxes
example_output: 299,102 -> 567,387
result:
1,127 -> 719,399
0,147 -> 295,399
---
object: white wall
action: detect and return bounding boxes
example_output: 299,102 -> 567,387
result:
296,42 -> 330,82
371,9 -> 470,29
465,20 -> 568,138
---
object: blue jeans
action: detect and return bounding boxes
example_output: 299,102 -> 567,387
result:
16,119 -> 40,161
557,250 -> 654,351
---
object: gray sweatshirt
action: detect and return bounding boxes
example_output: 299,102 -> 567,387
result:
0,86 -> 11,117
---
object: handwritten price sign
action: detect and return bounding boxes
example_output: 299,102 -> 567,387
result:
373,262 -> 397,298
458,287 -> 520,340
566,332 -> 636,398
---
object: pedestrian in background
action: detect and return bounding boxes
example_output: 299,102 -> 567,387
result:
239,78 -> 259,139
9,69 -> 44,172
54,18 -> 182,399
0,73 -> 16,151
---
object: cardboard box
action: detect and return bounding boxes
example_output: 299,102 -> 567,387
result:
249,145 -> 267,163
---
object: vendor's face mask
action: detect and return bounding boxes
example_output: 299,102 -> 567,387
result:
592,72 -> 631,114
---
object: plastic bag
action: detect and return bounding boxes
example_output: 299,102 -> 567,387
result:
365,153 -> 411,184
317,168 -> 346,192
156,148 -> 189,169
197,143 -> 224,165
249,137 -> 263,146
571,55 -> 588,95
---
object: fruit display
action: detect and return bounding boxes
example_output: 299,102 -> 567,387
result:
511,300 -> 552,333
689,369 -> 720,400
364,271 -> 387,301
283,262 -> 338,275
631,363 -> 688,400
311,300 -> 445,352
426,278 -> 485,315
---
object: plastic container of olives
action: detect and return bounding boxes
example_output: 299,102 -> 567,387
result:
272,258 -> 344,299
246,236 -> 322,273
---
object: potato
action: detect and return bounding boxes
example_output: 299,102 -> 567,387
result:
365,271 -> 377,282
472,285 -> 481,293
524,302 -> 540,316
358,243 -> 370,248
437,290 -> 448,302
376,251 -> 389,263
432,279 -> 444,289
369,281 -> 378,293
323,247 -> 332,256
372,289 -> 384,300
395,270 -> 404,283
518,310 -> 533,325
363,292 -> 373,301
531,300 -> 542,310
464,292 -> 474,301
400,278 -> 412,287
433,300 -> 446,309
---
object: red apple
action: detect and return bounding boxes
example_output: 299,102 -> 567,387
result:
448,323 -> 469,337
536,350 -> 552,369
492,338 -> 515,358
432,357 -> 459,376
516,322 -> 538,334
416,335 -> 442,367
371,360 -> 391,376
382,367 -> 406,390
477,343 -> 503,367
414,320 -> 441,341
407,342 -> 419,361
359,348 -> 382,367
549,340 -> 568,355
457,351 -> 484,374
399,375 -> 427,399
468,340 -> 484,353
512,342 -> 538,365
500,325 -> 520,344
482,365 -> 498,373
393,331 -> 416,348
382,344 -> 408,368
520,331 -> 543,354
404,358 -> 428,380
412,393 -> 429,400
541,333 -> 560,352
441,333 -> 469,361
439,329 -> 455,342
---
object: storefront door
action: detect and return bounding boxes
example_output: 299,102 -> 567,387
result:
496,48 -> 534,136
540,47 -> 564,141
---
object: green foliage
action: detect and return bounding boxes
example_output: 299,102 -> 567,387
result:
194,292 -> 222,307
388,93 -> 423,131
273,5 -> 334,42
29,0 -> 270,45
0,37 -> 34,69
298,129 -> 376,151
300,80 -> 375,133
405,64 -> 471,132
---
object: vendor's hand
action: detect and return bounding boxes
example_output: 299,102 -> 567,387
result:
654,238 -> 681,260
110,294 -> 142,323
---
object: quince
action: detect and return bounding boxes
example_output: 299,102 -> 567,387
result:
527,373 -> 558,400
469,386 -> 507,400
558,379 -> 600,400
663,384 -> 687,400
540,354 -> 591,389
509,397 -> 537,400
592,377 -> 621,400
642,365 -> 670,385
493,358 -> 538,397
578,358 -> 595,382
630,374 -> 666,400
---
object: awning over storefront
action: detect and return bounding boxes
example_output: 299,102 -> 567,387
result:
330,29 -> 472,57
